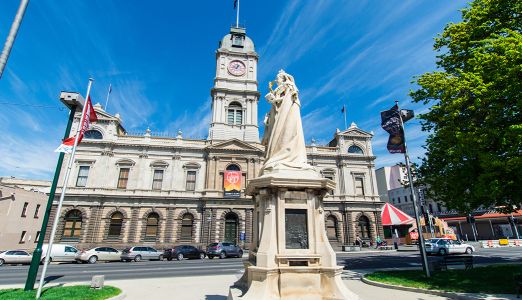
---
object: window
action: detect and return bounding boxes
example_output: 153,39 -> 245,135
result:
437,203 -> 442,212
326,216 -> 338,241
354,178 -> 365,196
180,214 -> 194,240
34,231 -> 40,243
117,168 -> 130,189
357,215 -> 371,239
428,203 -> 433,213
397,197 -> 401,204
76,166 -> 90,187
145,213 -> 159,238
108,212 -> 123,237
84,129 -> 103,139
226,164 -> 241,171
186,171 -> 196,191
63,209 -> 82,239
152,170 -> 164,190
410,195 -> 414,202
232,35 -> 244,47
404,196 -> 408,203
348,145 -> 363,154
65,246 -> 77,253
19,231 -> 27,244
21,202 -> 28,217
227,103 -> 243,125
34,204 -> 41,218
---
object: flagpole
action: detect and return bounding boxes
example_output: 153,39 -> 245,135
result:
104,83 -> 111,111
395,100 -> 430,278
36,78 -> 94,299
236,0 -> 240,28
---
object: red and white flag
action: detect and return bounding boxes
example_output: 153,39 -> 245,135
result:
55,96 -> 98,153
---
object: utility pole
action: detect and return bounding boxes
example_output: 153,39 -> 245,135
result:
24,93 -> 84,291
396,101 -> 430,278
0,0 -> 30,79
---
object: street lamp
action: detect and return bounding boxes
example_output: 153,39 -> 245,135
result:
24,92 -> 84,291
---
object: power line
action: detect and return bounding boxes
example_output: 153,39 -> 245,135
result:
0,101 -> 65,111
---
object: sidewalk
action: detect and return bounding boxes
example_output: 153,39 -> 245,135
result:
0,270 -> 517,299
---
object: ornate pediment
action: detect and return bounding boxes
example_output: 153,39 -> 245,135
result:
206,138 -> 263,153
339,127 -> 372,138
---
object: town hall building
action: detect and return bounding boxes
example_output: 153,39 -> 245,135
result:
46,26 -> 384,250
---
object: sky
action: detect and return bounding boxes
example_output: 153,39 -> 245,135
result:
0,0 -> 468,180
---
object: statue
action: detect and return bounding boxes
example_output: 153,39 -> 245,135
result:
260,70 -> 315,177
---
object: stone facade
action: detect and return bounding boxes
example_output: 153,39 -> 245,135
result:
47,26 -> 383,250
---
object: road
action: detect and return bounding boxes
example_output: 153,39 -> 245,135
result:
1,247 -> 521,286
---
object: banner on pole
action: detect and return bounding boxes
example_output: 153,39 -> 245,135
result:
224,171 -> 241,198
55,96 -> 98,153
380,104 -> 406,154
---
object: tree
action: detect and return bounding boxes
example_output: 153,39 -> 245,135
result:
410,0 -> 521,213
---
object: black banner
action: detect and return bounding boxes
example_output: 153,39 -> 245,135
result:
380,104 -> 406,154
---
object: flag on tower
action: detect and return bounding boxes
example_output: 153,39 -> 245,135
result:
341,105 -> 345,113
55,96 -> 98,153
234,0 -> 238,9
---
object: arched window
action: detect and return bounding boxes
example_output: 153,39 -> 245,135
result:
348,145 -> 363,154
180,214 -> 194,240
357,215 -> 371,239
326,215 -> 339,241
108,212 -> 123,237
227,102 -> 243,125
63,210 -> 82,239
84,130 -> 103,140
145,213 -> 159,238
224,213 -> 239,244
226,164 -> 241,171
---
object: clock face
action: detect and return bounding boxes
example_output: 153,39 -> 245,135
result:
228,60 -> 246,76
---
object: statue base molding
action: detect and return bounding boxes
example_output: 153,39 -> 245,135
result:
228,175 -> 358,300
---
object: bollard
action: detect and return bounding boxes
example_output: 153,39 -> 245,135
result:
91,275 -> 104,289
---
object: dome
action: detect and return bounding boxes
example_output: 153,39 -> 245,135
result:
219,27 -> 256,53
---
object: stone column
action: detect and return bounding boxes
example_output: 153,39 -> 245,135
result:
127,207 -> 140,243
165,208 -> 175,243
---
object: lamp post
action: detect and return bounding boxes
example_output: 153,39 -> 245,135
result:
24,92 -> 85,291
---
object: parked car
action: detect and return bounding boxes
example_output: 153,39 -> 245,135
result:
40,244 -> 79,263
121,246 -> 163,262
164,245 -> 206,261
206,242 -> 243,259
425,238 -> 475,255
76,247 -> 122,264
0,250 -> 32,266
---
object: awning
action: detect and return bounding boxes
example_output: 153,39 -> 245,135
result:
381,203 -> 415,226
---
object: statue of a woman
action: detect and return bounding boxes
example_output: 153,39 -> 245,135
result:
260,70 -> 315,177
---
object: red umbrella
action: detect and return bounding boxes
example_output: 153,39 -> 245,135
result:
381,203 -> 415,226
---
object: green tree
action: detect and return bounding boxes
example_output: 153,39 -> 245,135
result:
410,0 -> 521,213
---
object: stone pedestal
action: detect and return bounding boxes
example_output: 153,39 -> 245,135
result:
229,175 -> 358,300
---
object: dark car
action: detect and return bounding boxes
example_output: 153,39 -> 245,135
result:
206,242 -> 243,259
164,245 -> 205,261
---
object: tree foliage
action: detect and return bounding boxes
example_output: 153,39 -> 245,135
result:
410,0 -> 522,213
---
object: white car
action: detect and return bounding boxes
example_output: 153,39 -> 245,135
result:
41,244 -> 79,263
425,238 -> 475,255
0,250 -> 32,266
76,247 -> 122,264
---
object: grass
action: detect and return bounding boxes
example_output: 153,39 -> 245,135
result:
365,264 -> 522,294
0,285 -> 121,300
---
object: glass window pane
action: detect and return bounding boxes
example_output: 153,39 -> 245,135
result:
236,110 -> 242,124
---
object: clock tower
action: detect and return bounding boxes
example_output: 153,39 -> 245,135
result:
208,26 -> 260,142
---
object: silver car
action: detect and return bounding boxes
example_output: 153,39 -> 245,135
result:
120,246 -> 163,262
0,250 -> 32,266
76,247 -> 122,264
425,238 -> 475,255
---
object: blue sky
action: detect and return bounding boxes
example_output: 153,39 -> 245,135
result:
0,0 -> 467,180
